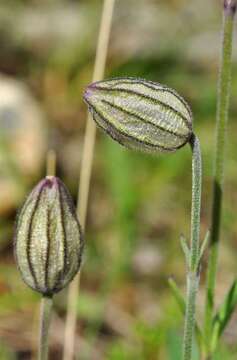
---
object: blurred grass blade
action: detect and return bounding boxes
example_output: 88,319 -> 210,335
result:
168,278 -> 186,313
180,235 -> 190,265
168,278 -> 203,349
166,330 -> 182,360
198,230 -> 210,264
211,279 -> 237,352
204,1 -> 236,350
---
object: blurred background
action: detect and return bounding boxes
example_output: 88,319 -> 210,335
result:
0,0 -> 237,359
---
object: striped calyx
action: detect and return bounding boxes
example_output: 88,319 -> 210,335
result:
14,176 -> 83,296
84,77 -> 193,153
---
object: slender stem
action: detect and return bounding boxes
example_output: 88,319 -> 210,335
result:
38,296 -> 53,360
189,136 -> 202,274
35,152 -> 56,360
183,272 -> 200,360
182,135 -> 202,360
204,1 -> 236,352
78,0 -> 116,228
46,149 -> 56,177
63,1 -> 115,359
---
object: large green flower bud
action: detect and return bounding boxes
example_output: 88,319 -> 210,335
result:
84,77 -> 193,152
14,176 -> 83,296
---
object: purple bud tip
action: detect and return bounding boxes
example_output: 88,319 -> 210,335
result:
83,83 -> 97,102
224,0 -> 236,15
44,176 -> 57,189
36,176 -> 58,192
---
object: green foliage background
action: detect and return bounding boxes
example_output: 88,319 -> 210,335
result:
0,0 -> 237,359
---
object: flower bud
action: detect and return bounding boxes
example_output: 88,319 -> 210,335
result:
84,77 -> 193,153
14,176 -> 83,296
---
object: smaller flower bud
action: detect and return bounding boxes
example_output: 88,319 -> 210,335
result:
84,77 -> 193,153
14,176 -> 83,296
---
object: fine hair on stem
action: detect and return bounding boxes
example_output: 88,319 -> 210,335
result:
182,134 -> 202,360
38,296 -> 53,360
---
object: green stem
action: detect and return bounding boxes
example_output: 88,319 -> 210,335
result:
38,296 -> 53,360
204,1 -> 236,353
182,134 -> 202,360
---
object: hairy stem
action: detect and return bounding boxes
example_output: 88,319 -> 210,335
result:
63,1 -> 115,359
38,296 -> 53,360
204,1 -> 236,353
182,135 -> 202,360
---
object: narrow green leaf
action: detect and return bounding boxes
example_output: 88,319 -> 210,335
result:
180,234 -> 190,266
166,330 -> 182,360
168,277 -> 186,313
211,279 -> 237,352
198,230 -> 210,264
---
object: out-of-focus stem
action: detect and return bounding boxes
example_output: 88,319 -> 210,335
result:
63,1 -> 115,360
204,1 -> 236,354
78,0 -> 115,228
46,149 -> 56,177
